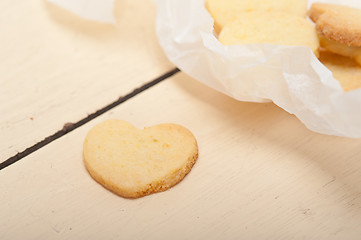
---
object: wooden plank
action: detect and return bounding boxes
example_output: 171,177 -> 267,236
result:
0,0 -> 174,161
1,72 -> 361,239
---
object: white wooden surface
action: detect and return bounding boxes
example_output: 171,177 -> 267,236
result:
2,73 -> 361,239
0,0 -> 173,161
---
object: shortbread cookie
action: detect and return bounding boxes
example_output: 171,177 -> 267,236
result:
218,11 -> 319,54
308,3 -> 340,23
308,3 -> 361,47
308,3 -> 361,65
319,51 -> 361,92
206,0 -> 308,33
318,35 -> 361,66
83,120 -> 198,198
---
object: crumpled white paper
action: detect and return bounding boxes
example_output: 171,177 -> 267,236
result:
154,0 -> 361,138
47,0 -> 115,23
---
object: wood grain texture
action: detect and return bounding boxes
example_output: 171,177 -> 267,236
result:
0,0 -> 174,161
1,72 -> 361,239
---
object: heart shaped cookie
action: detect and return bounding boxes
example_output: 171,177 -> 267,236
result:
83,120 -> 198,198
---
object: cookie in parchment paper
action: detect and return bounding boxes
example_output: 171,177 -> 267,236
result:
319,50 -> 361,92
206,0 -> 308,33
309,3 -> 361,65
218,11 -> 319,55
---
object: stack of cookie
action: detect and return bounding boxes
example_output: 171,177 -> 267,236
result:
309,3 -> 361,91
206,0 -> 361,92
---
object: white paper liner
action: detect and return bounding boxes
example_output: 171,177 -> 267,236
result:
47,0 -> 115,23
155,0 -> 361,138
46,0 -> 361,137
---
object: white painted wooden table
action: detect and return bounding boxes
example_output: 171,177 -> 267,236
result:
1,1 -> 361,239
0,0 -> 174,161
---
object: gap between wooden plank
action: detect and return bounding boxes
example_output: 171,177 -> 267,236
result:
0,68 -> 180,171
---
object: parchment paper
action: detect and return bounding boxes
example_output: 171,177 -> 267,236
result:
154,0 -> 361,138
